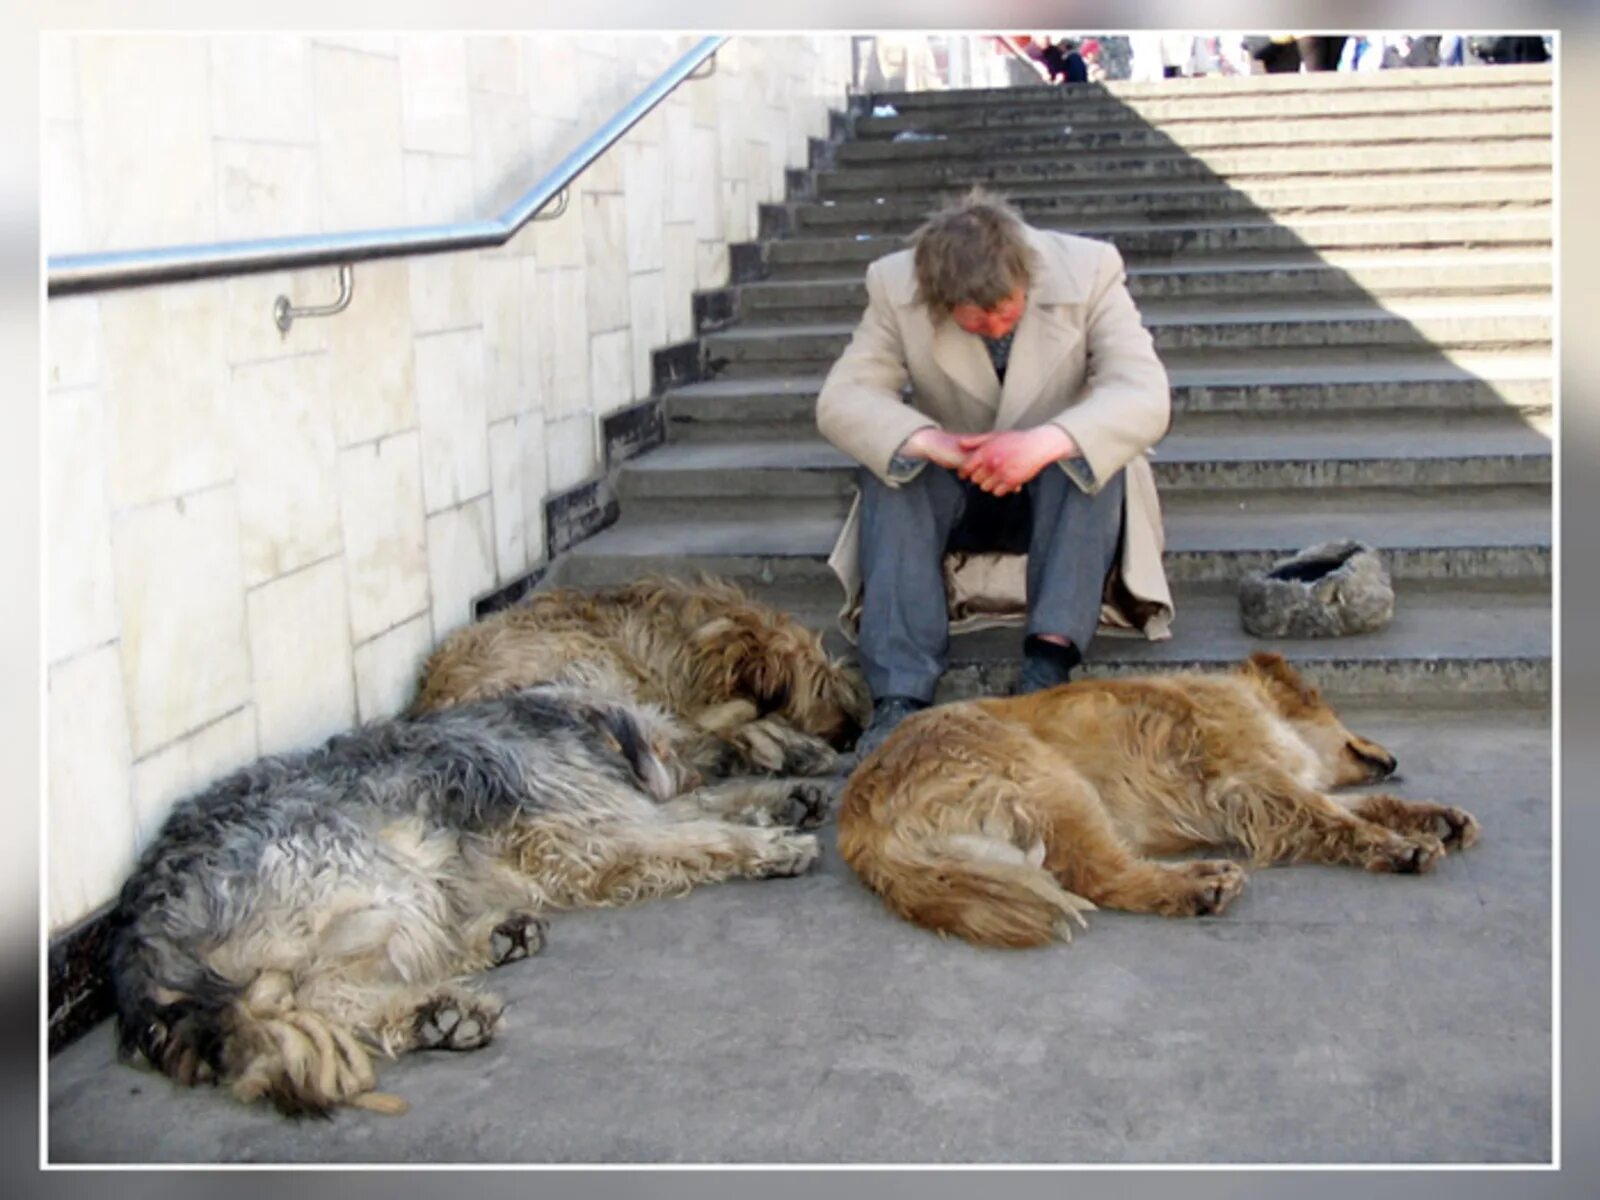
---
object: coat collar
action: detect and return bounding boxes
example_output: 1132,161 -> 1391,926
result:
895,228 -> 1092,422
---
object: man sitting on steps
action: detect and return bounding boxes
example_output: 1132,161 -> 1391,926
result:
816,189 -> 1176,756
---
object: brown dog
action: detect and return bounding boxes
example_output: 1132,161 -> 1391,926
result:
837,653 -> 1480,947
414,575 -> 869,779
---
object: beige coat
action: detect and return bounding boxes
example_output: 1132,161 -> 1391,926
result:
816,227 -> 1174,640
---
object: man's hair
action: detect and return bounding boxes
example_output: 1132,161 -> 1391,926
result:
910,187 -> 1036,316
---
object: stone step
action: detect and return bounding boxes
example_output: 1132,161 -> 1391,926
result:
757,214 -> 1552,278
805,170 -> 1552,217
817,141 -> 1552,196
703,301 -> 1552,374
790,176 -> 1552,236
553,487 -> 1550,592
854,84 -> 1552,135
835,111 -> 1553,168
872,64 -> 1553,109
617,417 -> 1551,506
724,253 -> 1554,324
614,576 -> 1549,703
664,358 -> 1554,441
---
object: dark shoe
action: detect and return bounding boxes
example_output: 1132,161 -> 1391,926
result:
855,696 -> 928,758
1013,636 -> 1082,695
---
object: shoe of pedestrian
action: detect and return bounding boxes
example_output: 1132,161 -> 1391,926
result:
854,696 -> 928,759
1012,636 -> 1082,695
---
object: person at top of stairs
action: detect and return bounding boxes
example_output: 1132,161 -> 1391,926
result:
816,188 -> 1174,756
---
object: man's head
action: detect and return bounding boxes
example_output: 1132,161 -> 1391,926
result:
911,188 -> 1036,336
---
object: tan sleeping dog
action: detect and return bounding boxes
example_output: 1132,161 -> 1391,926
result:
838,653 -> 1480,947
414,575 -> 868,779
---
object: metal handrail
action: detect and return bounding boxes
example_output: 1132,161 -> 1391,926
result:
47,35 -> 729,296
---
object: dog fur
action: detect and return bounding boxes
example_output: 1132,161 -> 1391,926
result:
837,653 -> 1481,948
109,683 -> 830,1117
413,575 -> 869,778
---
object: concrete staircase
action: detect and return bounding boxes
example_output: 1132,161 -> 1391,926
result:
551,64 -> 1553,704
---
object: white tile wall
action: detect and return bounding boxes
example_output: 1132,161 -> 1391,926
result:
488,417 -> 529,582
518,413 -> 550,564
690,127 -> 722,240
403,155 -> 482,334
623,144 -> 666,273
46,296 -> 100,393
400,36 -> 471,156
41,35 -> 78,123
480,257 -> 535,423
48,645 -> 136,929
224,269 -> 333,367
314,45 -> 406,230
627,272 -> 667,398
414,328 -> 491,514
130,705 -> 258,848
695,240 -> 730,292
425,497 -> 497,640
582,193 -> 632,333
247,557 -> 357,756
215,142 -> 321,242
77,37 -> 215,251
111,486 -> 251,757
535,266 -> 591,419
43,118 -> 87,257
662,222 -> 699,344
326,259 -> 417,447
467,36 -> 525,96
353,613 -> 436,724
525,38 -> 580,120
472,87 -> 535,214
101,286 -> 235,509
545,413 -> 596,495
45,32 -> 855,932
231,354 -> 343,587
210,36 -> 316,145
588,328 -> 634,417
46,388 -> 118,665
339,432 -> 431,643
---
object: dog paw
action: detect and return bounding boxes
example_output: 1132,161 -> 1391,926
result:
1365,833 -> 1446,875
1180,860 -> 1247,915
489,913 -> 548,966
413,994 -> 502,1052
1417,803 -> 1481,851
781,739 -> 843,778
756,832 -> 820,878
780,780 -> 838,830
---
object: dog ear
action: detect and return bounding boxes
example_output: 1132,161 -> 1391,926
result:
1244,652 -> 1322,713
693,614 -> 796,714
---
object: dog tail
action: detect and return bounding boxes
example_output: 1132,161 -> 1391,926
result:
110,905 -> 399,1117
838,819 -> 1095,949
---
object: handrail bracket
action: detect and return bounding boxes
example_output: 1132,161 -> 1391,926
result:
274,264 -> 355,334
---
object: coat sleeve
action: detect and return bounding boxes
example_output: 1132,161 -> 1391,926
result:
816,259 -> 939,485
1048,242 -> 1171,492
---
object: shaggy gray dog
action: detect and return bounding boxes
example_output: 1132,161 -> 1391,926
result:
109,683 -> 827,1117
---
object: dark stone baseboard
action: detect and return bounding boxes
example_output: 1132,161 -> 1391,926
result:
48,905 -> 115,1056
602,398 -> 666,467
651,339 -> 705,394
472,562 -> 549,619
545,473 -> 620,558
693,287 -> 739,333
728,241 -> 769,285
